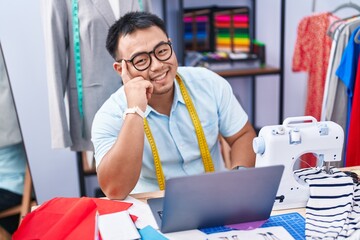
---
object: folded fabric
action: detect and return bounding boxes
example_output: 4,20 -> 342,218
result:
294,167 -> 360,239
13,197 -> 135,240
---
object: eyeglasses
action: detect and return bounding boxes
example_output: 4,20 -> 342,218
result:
117,41 -> 173,71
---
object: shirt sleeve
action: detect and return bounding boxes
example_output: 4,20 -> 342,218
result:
91,95 -> 124,168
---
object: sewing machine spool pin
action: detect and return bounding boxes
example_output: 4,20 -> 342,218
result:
253,116 -> 344,210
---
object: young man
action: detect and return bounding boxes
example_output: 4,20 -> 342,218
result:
91,11 -> 256,199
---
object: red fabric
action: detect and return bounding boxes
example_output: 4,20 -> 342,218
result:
345,55 -> 360,167
292,12 -> 335,121
13,197 -> 134,240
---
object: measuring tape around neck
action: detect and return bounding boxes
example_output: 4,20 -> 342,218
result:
144,74 -> 215,190
71,0 -> 85,137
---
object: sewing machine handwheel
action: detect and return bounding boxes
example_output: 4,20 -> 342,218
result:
253,137 -> 265,154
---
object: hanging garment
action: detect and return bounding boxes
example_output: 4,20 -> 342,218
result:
329,20 -> 360,131
336,25 -> 360,135
292,12 -> 338,121
321,18 -> 360,164
322,17 -> 360,123
294,167 -> 360,239
345,55 -> 360,167
41,0 -> 152,151
321,22 -> 347,122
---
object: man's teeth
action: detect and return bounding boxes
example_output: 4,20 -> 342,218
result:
152,72 -> 167,81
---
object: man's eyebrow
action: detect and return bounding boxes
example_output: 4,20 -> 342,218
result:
129,40 -> 167,59
129,50 -> 146,60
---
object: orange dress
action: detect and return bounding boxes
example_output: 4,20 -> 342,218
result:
292,12 -> 335,121
292,12 -> 337,167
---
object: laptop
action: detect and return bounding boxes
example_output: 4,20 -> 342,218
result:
147,165 -> 284,233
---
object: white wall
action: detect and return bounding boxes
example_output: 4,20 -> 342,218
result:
0,0 -> 358,203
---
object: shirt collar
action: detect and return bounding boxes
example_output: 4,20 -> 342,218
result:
144,73 -> 185,116
173,75 -> 185,105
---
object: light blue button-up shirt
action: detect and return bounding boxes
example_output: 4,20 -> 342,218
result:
92,67 -> 248,193
0,143 -> 26,195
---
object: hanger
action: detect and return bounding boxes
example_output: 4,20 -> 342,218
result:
326,14 -> 356,38
326,14 -> 360,38
331,0 -> 360,14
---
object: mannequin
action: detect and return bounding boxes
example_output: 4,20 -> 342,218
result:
41,0 -> 152,151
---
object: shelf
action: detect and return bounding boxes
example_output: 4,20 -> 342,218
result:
214,65 -> 281,78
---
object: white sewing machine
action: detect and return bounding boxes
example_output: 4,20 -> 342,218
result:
253,116 -> 344,210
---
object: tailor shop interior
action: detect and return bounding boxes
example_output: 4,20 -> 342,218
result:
1,0 -> 360,239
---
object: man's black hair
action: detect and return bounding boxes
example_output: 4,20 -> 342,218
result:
106,11 -> 168,60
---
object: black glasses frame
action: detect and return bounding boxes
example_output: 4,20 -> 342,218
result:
117,41 -> 173,71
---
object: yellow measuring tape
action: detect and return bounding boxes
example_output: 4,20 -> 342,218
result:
144,74 -> 214,190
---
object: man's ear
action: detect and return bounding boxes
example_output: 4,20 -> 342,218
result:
113,61 -> 122,75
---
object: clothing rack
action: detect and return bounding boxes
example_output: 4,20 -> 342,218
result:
313,0 -> 360,13
331,1 -> 360,14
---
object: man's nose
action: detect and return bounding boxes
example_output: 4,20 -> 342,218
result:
149,54 -> 163,71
